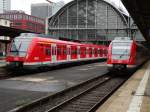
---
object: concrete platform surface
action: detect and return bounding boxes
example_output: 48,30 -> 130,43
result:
0,62 -> 107,112
96,61 -> 150,112
0,88 -> 48,112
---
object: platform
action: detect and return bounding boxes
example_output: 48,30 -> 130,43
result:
0,62 -> 107,112
96,61 -> 150,112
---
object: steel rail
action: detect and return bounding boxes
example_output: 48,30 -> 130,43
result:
45,76 -> 112,112
46,77 -> 124,112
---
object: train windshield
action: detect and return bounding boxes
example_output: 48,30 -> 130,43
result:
10,38 -> 32,56
111,42 -> 132,60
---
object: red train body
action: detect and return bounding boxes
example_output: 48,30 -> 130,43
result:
6,33 -> 108,68
107,37 -> 150,71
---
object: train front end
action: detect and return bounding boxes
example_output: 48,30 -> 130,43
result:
6,34 -> 33,68
107,37 -> 136,71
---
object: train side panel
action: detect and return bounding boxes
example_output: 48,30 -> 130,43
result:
6,34 -> 108,69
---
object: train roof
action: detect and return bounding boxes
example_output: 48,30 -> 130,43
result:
37,38 -> 106,47
112,37 -> 134,43
15,33 -> 107,47
35,37 -> 82,45
112,39 -> 133,43
15,33 -> 81,45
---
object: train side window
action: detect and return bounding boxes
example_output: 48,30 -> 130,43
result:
105,49 -> 107,54
71,49 -> 74,55
101,49 -> 103,54
89,48 -> 92,54
64,49 -> 67,55
92,48 -> 94,54
94,49 -> 96,54
98,49 -> 100,54
86,48 -> 88,54
95,49 -> 98,54
57,48 -> 61,55
71,49 -> 77,55
74,49 -> 77,55
80,47 -> 85,54
45,48 -> 51,56
90,51 -> 92,54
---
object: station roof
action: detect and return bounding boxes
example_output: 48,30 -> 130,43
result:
49,0 -> 129,26
122,0 -> 150,42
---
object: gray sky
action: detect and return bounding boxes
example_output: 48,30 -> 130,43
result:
11,0 -> 126,14
11,0 -> 72,14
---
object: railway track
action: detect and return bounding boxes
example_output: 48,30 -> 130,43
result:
10,72 -> 130,112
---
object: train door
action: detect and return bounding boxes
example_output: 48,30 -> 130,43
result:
51,44 -> 56,63
67,45 -> 71,61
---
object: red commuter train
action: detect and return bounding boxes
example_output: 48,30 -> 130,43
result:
6,33 -> 108,68
107,37 -> 150,71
